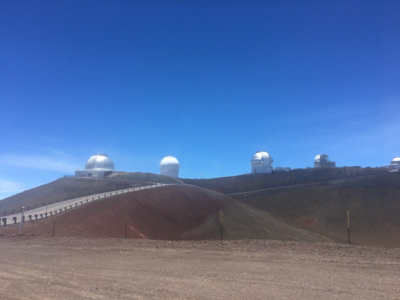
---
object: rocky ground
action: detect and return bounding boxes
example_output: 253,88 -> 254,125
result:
0,237 -> 399,299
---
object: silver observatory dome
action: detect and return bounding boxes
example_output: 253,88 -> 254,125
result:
314,154 -> 329,163
251,151 -> 274,166
85,154 -> 115,170
250,151 -> 273,174
314,154 -> 336,168
391,157 -> 400,165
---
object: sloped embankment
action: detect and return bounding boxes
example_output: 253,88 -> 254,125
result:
182,167 -> 388,194
0,172 -> 182,214
4,185 -> 329,243
229,173 -> 400,247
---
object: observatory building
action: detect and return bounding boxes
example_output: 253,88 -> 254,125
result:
160,156 -> 180,178
251,151 -> 273,174
75,154 -> 115,177
390,157 -> 400,170
314,154 -> 336,168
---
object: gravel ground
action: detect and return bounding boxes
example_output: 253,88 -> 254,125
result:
0,237 -> 399,299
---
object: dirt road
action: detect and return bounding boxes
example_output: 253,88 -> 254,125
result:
0,238 -> 399,299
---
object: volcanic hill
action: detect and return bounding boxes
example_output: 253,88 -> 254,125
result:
2,168 -> 399,247
225,173 -> 400,248
0,185 -> 329,243
182,167 -> 389,193
0,172 -> 182,214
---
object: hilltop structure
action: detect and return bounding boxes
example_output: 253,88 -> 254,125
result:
390,157 -> 400,170
75,154 -> 115,177
273,167 -> 291,172
160,156 -> 180,178
251,151 -> 273,174
314,154 -> 336,168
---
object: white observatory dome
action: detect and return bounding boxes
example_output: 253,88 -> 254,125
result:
251,151 -> 273,174
391,157 -> 400,165
160,156 -> 180,178
314,154 -> 336,168
85,154 -> 115,170
314,154 -> 329,163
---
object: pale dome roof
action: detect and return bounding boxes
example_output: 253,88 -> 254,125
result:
160,156 -> 180,167
85,154 -> 115,170
251,151 -> 273,166
315,154 -> 329,162
391,157 -> 400,164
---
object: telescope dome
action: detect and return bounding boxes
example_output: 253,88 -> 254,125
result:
314,154 -> 336,168
391,157 -> 400,165
160,156 -> 180,178
85,154 -> 115,170
251,151 -> 273,166
251,151 -> 273,174
314,154 -> 329,163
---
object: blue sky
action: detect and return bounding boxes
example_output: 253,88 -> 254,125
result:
0,0 -> 399,199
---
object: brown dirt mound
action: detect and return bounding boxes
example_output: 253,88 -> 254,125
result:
0,185 -> 329,243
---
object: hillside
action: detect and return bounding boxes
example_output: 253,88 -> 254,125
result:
106,172 -> 183,183
0,185 -> 329,243
0,172 -> 182,215
182,167 -> 389,194
229,173 -> 400,248
2,167 -> 398,247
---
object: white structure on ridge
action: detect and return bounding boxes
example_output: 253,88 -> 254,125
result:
390,157 -> 400,169
273,167 -> 291,172
160,156 -> 180,178
251,151 -> 273,174
75,154 -> 115,177
314,154 -> 336,168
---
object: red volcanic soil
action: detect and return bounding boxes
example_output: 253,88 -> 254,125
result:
22,185 -> 224,240
1,185 -> 328,243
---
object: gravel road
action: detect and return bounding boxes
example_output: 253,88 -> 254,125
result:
0,238 -> 399,299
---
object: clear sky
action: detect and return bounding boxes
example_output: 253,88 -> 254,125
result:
1,0 -> 399,199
